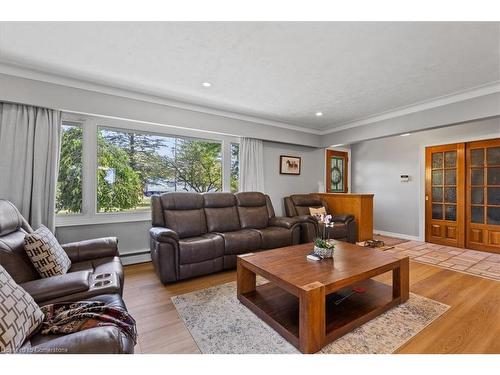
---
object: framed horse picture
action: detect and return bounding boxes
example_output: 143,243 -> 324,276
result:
280,155 -> 301,175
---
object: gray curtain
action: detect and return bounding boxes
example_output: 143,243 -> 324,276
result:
0,102 -> 61,231
239,137 -> 265,192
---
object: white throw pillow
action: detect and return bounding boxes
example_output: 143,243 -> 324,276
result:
24,225 -> 71,278
0,265 -> 44,353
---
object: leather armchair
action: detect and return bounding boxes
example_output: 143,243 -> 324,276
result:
284,194 -> 357,243
149,192 -> 301,284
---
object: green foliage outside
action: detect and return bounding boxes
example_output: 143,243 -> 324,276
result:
56,126 -> 232,213
96,133 -> 143,212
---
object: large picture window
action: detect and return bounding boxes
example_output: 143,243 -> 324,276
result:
97,127 -> 223,213
55,115 -> 237,225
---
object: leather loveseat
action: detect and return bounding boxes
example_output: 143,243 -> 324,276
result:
0,199 -> 134,354
284,194 -> 356,243
149,192 -> 300,284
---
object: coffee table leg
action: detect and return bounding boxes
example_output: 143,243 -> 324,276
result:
299,282 -> 325,354
237,259 -> 256,297
393,257 -> 409,302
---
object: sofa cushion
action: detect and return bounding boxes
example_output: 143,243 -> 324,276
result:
235,192 -> 269,229
290,194 -> 326,216
161,193 -> 207,238
0,265 -> 44,353
178,233 -> 224,265
218,229 -> 261,255
253,227 -> 292,249
203,193 -> 240,233
24,225 -> 72,278
0,230 -> 40,284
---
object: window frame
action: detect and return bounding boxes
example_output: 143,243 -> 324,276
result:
56,113 -> 239,227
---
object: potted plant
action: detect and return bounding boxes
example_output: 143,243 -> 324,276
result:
313,214 -> 335,259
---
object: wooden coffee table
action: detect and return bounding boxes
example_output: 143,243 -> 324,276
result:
237,241 -> 409,353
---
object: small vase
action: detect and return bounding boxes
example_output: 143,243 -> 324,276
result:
313,245 -> 334,259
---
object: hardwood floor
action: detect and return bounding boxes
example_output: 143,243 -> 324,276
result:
123,250 -> 500,354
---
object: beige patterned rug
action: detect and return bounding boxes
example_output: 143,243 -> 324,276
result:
172,281 -> 449,354
384,241 -> 500,281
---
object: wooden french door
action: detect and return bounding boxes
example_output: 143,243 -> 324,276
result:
425,143 -> 465,247
466,139 -> 500,252
425,138 -> 500,253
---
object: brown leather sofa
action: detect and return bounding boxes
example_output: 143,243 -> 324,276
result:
150,192 -> 300,284
0,199 -> 134,354
284,194 -> 357,243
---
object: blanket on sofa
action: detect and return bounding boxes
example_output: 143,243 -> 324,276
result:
40,301 -> 137,344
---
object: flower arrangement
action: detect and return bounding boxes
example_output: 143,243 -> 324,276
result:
312,214 -> 335,258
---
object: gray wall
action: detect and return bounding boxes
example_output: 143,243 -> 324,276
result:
56,141 -> 325,259
351,117 -> 500,238
263,141 -> 325,216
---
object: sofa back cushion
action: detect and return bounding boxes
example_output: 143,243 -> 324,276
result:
290,194 -> 326,216
235,192 -> 269,229
0,200 -> 39,283
203,193 -> 241,233
159,193 -> 207,239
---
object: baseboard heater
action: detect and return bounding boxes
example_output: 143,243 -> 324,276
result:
120,250 -> 152,265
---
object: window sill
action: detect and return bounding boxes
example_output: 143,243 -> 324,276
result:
55,211 -> 151,227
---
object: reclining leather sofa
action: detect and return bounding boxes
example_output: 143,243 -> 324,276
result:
0,199 -> 134,354
284,194 -> 357,243
150,192 -> 300,284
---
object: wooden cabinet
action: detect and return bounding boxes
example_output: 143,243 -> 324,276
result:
315,193 -> 374,241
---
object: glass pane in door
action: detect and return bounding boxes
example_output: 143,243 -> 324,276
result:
445,151 -> 457,167
487,167 -> 500,185
471,206 -> 484,223
432,204 -> 443,220
445,205 -> 457,221
471,148 -> 484,166
486,147 -> 500,165
432,153 -> 443,168
487,207 -> 500,225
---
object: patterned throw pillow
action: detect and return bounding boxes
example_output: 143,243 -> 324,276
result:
24,225 -> 72,278
0,265 -> 45,353
309,206 -> 327,217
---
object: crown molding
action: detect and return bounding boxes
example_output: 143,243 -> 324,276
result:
318,81 -> 500,135
0,60 -> 322,135
1,60 -> 498,139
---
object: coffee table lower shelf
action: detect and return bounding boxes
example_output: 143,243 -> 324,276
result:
238,279 -> 399,352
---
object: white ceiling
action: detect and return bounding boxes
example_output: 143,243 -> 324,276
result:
0,22 -> 498,132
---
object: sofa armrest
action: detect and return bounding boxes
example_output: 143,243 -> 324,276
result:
62,237 -> 118,262
24,326 -> 134,354
331,214 -> 355,223
20,271 -> 91,303
150,227 -> 179,243
268,216 -> 299,229
295,215 -> 319,224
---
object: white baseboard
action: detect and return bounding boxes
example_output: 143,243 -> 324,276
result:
373,229 -> 421,242
120,251 -> 151,265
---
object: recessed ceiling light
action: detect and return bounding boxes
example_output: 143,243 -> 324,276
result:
315,112 -> 323,117
202,82 -> 212,87
400,133 -> 411,137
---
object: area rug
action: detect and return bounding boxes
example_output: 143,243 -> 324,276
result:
171,280 -> 449,354
385,241 -> 500,282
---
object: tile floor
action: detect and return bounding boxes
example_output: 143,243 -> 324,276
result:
383,240 -> 500,281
